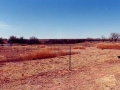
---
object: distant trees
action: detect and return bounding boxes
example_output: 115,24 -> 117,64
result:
86,37 -> 92,42
44,39 -> 86,44
0,37 -> 4,44
8,36 -> 18,44
1,32 -> 120,45
19,37 -> 27,44
101,35 -> 106,42
28,36 -> 40,44
8,36 -> 40,44
101,33 -> 120,42
109,32 -> 120,42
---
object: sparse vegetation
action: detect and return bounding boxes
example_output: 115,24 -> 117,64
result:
1,33 -> 120,89
1,42 -> 120,90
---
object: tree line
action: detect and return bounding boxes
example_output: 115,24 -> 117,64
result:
0,36 -> 40,45
0,32 -> 120,45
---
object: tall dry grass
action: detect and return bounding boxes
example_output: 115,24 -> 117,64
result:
21,49 -> 57,60
96,43 -> 120,50
1,47 -> 78,62
21,49 -> 77,60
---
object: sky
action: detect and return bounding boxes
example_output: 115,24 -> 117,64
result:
0,0 -> 120,39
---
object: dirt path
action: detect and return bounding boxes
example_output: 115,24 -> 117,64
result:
1,47 -> 120,90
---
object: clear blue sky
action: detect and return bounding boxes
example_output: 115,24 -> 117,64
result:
0,0 -> 120,39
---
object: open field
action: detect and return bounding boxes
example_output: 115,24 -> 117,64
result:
0,42 -> 120,90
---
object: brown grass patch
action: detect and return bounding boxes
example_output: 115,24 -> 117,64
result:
96,43 -> 120,50
73,46 -> 85,49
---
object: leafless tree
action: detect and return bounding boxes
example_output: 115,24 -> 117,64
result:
101,35 -> 106,42
109,32 -> 120,42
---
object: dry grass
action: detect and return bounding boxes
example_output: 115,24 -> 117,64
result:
40,45 -> 46,48
96,43 -> 120,50
21,49 -> 77,60
21,49 -> 57,60
46,47 -> 59,51
73,46 -> 86,49
1,47 -> 77,62
0,55 -> 6,60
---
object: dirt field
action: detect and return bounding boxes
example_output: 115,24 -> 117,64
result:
0,42 -> 120,90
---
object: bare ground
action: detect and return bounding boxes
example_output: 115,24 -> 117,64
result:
0,45 -> 120,90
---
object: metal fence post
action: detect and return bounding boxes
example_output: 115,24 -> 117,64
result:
69,46 -> 71,71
